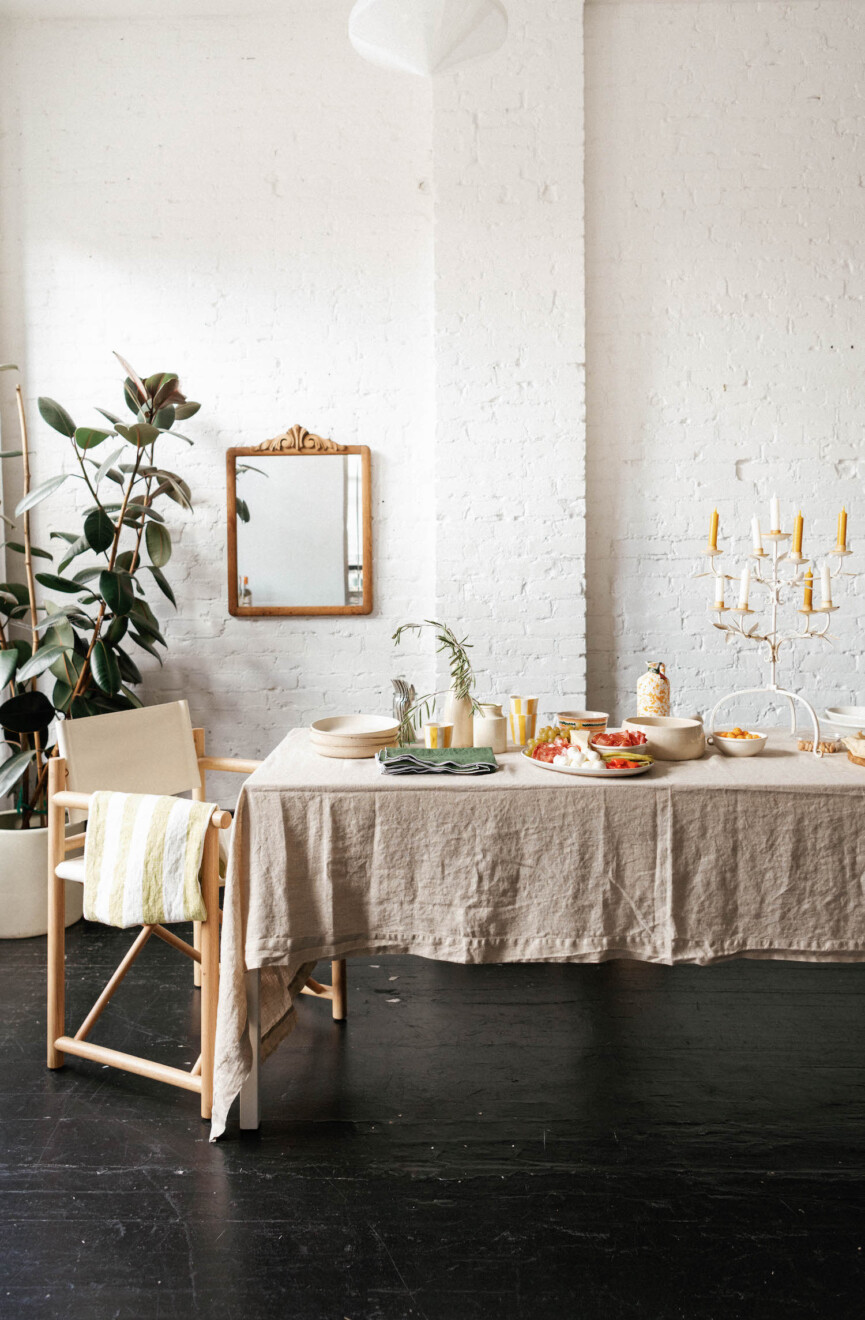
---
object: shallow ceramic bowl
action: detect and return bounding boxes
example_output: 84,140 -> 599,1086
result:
556,710 -> 608,733
623,715 -> 705,761
311,714 -> 400,739
707,730 -> 768,758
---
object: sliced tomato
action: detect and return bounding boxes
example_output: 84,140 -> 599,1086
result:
605,757 -> 642,769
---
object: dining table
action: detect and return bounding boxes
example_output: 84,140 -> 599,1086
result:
210,727 -> 865,1138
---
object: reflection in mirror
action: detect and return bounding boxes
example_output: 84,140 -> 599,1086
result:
227,439 -> 372,616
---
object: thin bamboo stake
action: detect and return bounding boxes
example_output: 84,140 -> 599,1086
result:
14,385 -> 43,819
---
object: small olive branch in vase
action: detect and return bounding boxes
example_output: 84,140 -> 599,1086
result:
392,619 -> 479,745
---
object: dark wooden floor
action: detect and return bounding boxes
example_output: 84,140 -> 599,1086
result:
2,923 -> 865,1319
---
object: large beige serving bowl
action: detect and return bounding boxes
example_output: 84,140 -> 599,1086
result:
623,715 -> 705,761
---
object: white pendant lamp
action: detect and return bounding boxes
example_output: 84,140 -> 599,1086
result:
349,0 -> 508,77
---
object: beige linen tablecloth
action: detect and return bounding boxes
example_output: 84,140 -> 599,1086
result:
211,729 -> 865,1137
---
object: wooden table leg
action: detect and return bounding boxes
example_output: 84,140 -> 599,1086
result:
331,957 -> 347,1021
239,967 -> 261,1130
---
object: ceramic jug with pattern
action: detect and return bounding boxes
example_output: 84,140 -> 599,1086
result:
637,661 -> 670,717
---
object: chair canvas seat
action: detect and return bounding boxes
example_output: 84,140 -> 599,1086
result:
55,859 -> 85,884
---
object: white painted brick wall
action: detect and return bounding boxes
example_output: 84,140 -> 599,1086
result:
0,8 -> 438,796
585,0 -> 865,728
0,1 -> 588,789
433,0 -> 586,714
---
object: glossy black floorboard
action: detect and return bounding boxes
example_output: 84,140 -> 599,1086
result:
3,923 -> 865,1318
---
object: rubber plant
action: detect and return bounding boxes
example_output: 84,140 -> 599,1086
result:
0,354 -> 200,822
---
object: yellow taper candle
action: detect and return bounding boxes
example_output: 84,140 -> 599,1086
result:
792,510 -> 803,556
837,507 -> 848,551
709,508 -> 719,550
803,568 -> 813,610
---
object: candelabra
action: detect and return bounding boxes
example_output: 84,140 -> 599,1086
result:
697,513 -> 855,757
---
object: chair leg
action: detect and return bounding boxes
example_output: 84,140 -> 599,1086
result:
192,727 -> 206,989
192,920 -> 202,988
47,757 -> 67,1069
331,958 -> 347,1021
199,824 -> 220,1121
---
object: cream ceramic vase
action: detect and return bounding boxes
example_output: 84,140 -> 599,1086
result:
473,703 -> 508,754
637,661 -> 670,717
444,688 -> 474,748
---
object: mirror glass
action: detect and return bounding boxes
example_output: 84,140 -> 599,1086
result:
233,453 -> 367,610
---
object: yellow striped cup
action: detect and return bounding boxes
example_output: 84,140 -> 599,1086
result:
508,696 -> 538,747
423,722 -> 453,749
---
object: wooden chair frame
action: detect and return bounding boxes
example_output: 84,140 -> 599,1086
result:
47,726 -> 347,1122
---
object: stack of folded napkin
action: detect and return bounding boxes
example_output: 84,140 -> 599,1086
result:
376,747 -> 498,776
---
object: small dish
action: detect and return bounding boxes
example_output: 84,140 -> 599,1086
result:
707,730 -> 768,757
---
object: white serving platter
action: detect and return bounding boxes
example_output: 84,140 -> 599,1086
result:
824,706 -> 865,732
522,752 -> 653,778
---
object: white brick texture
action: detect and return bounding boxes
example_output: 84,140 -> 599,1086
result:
0,7 -> 438,793
585,0 -> 865,726
0,0 -> 587,790
434,0 -> 586,710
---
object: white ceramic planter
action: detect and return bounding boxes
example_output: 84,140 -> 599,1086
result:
0,810 -> 83,939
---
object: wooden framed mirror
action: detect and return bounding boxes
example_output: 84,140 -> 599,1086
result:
227,424 -> 372,616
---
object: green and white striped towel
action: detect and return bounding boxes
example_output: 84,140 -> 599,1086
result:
83,791 -> 215,928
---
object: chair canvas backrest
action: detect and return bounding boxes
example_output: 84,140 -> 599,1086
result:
56,700 -> 201,797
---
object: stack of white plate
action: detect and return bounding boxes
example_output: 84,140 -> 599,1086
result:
310,714 -> 401,759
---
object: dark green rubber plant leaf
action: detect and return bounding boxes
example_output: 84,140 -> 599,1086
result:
145,522 -> 171,567
0,749 -> 36,798
99,570 -> 135,616
15,474 -> 68,517
0,649 -> 18,689
37,396 -> 75,437
146,565 -> 176,606
0,690 -> 55,733
74,426 -> 112,450
91,640 -> 121,695
16,645 -> 71,684
84,508 -> 115,554
35,572 -> 83,594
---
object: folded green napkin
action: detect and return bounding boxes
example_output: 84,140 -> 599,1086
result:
376,746 -> 498,775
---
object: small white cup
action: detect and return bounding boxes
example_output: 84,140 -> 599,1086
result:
423,722 -> 453,749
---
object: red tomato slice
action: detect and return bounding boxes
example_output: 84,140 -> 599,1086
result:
606,757 -> 642,769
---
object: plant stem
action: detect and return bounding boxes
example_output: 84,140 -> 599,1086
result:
67,442 -> 147,707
